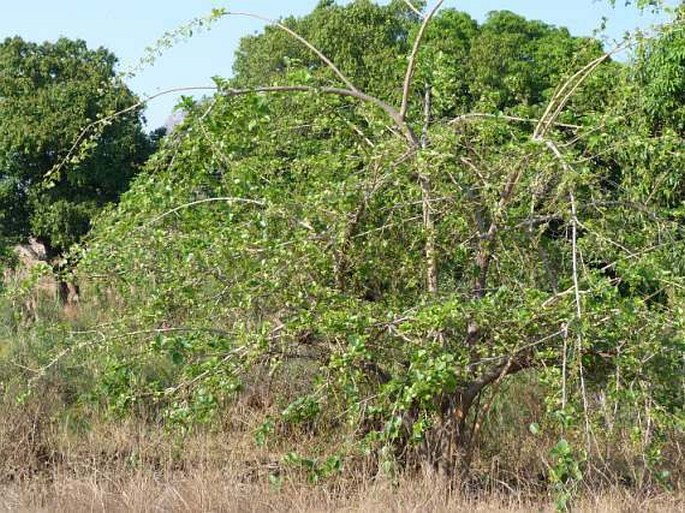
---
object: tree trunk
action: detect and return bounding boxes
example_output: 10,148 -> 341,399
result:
418,358 -> 527,481
37,238 -> 80,306
58,280 -> 80,305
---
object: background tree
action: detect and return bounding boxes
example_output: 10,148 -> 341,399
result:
232,0 -> 419,102
0,37 -> 155,264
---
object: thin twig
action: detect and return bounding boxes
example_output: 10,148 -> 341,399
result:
163,345 -> 248,396
45,86 -> 218,183
146,197 -> 266,227
450,112 -> 581,130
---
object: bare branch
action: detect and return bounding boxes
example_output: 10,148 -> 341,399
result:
421,84 -> 432,149
542,140 -> 583,317
224,11 -> 360,93
450,112 -> 581,130
51,6 -> 423,182
220,85 -> 418,145
534,43 -> 627,140
420,85 -> 438,293
146,197 -> 266,227
399,0 -> 445,121
464,356 -> 529,405
401,0 -> 426,18
544,138 -> 592,449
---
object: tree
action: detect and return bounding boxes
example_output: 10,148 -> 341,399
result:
635,4 -> 685,134
0,37 -> 155,268
73,2 -> 682,488
232,0 -> 419,102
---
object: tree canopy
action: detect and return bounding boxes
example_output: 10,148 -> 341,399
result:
0,36 -> 155,257
232,4 -> 607,121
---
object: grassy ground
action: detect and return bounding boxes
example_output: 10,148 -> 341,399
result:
0,405 -> 681,513
1,472 -> 682,512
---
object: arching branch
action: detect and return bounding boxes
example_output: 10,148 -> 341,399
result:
45,86 -> 218,183
401,0 -> 425,18
399,0 -> 445,121
220,85 -> 418,145
51,7 -> 428,188
223,11 -> 360,94
534,43 -> 626,139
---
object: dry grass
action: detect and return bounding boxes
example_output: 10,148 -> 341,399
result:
0,416 -> 681,513
1,384 -> 683,513
0,332 -> 681,513
1,470 -> 682,513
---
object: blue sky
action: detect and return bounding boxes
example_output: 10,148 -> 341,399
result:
0,1 -> 673,129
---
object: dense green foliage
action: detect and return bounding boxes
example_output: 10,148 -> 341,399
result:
233,3 -> 605,119
0,37 -> 154,257
0,1 -> 683,506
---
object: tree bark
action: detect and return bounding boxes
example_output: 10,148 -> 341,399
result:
420,85 -> 438,294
